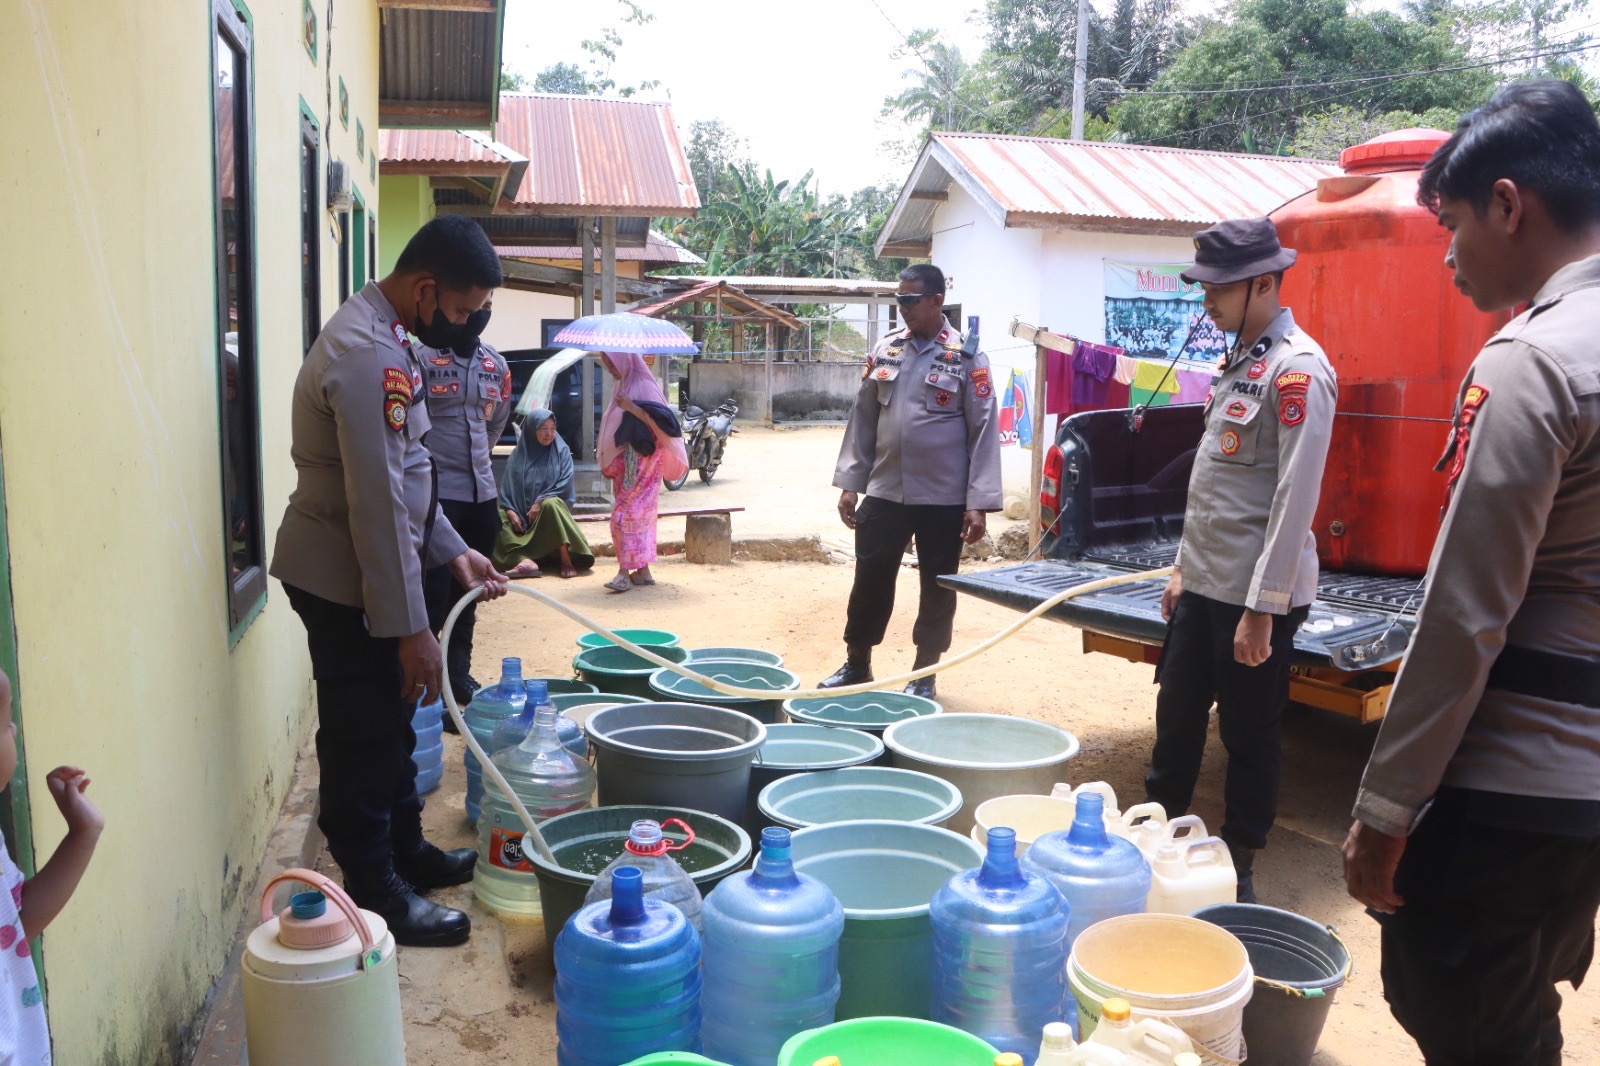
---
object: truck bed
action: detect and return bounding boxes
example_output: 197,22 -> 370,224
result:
942,558 -> 1417,671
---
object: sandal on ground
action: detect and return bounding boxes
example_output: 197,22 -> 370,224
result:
629,572 -> 656,586
603,574 -> 633,593
506,560 -> 541,579
560,565 -> 579,579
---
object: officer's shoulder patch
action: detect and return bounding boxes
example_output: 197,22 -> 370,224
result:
383,367 -> 413,433
971,366 -> 992,398
1279,395 -> 1306,426
1275,370 -> 1311,394
1462,383 -> 1490,411
391,322 -> 411,348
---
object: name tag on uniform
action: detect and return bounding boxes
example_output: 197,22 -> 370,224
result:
1218,397 -> 1260,424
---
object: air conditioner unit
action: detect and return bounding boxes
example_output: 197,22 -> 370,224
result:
327,160 -> 352,212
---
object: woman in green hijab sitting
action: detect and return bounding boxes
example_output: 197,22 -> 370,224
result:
492,408 -> 595,579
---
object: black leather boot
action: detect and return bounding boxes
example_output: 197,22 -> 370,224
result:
345,862 -> 472,947
1224,836 -> 1259,904
395,840 -> 477,891
904,647 -> 939,699
819,645 -> 873,688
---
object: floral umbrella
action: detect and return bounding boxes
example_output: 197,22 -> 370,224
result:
551,312 -> 699,355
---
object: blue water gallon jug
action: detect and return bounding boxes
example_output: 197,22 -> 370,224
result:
1021,793 -> 1150,949
555,866 -> 703,1066
463,657 -> 526,822
701,827 -> 845,1066
486,680 -> 588,762
931,827 -> 1070,1064
411,698 -> 445,795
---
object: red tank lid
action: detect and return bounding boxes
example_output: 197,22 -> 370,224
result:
1338,128 -> 1451,174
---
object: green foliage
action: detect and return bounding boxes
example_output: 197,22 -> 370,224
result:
577,0 -> 660,98
531,63 -> 596,95
499,69 -> 528,92
1287,104 -> 1466,157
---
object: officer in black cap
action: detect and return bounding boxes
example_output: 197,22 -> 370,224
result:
1144,216 -> 1338,902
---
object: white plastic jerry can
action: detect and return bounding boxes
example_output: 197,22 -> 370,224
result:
1082,998 -> 1196,1064
1051,782 -> 1171,843
1127,813 -> 1209,861
241,868 -> 406,1066
1146,837 -> 1238,915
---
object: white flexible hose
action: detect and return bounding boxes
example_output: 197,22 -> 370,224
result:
438,565 -> 1174,865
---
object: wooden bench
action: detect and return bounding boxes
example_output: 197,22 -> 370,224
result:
576,506 -> 744,564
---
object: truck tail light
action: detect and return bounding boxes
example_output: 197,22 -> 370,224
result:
1040,445 -> 1065,531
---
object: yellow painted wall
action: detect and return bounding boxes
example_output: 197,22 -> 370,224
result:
378,174 -> 435,277
0,0 -> 377,1061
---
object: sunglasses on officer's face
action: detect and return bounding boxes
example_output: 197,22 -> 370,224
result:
896,292 -> 934,307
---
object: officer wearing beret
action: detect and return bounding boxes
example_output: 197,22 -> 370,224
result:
1145,217 -> 1337,902
272,215 -> 508,946
1344,80 -> 1600,1062
419,298 -> 513,709
821,263 -> 1002,699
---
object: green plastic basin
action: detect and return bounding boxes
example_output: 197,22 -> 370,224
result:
758,767 -> 963,830
526,677 -> 599,696
573,644 -> 692,698
574,628 -> 681,651
783,690 -> 941,737
789,820 -> 983,1020
649,661 -> 801,725
777,1017 -> 998,1066
685,646 -> 785,667
744,724 -> 884,835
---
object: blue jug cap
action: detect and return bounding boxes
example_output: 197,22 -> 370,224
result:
608,866 -> 647,925
500,657 -> 523,680
980,827 -> 1025,887
1069,791 -> 1111,846
760,826 -> 792,852
289,890 -> 327,919
524,679 -> 550,703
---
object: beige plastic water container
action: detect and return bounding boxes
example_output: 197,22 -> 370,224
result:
1146,839 -> 1237,916
1035,1005 -> 1198,1064
241,868 -> 404,1066
1127,814 -> 1209,860
1049,782 -> 1168,842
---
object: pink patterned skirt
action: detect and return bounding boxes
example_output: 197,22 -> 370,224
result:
610,447 -> 665,570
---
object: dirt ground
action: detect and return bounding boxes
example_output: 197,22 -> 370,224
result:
337,426 -> 1600,1066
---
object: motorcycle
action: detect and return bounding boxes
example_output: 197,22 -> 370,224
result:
665,399 -> 738,490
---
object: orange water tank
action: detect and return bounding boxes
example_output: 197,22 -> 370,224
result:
1271,129 -> 1512,577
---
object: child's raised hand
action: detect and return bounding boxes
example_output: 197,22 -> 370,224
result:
45,767 -> 104,837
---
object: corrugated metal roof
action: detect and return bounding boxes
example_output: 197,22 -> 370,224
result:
379,128 -> 524,167
878,133 -> 1342,255
627,280 -> 805,330
500,229 -> 703,265
379,6 -> 504,129
493,93 -> 699,216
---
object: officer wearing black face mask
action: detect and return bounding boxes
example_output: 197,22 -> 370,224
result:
271,215 -> 509,947
420,298 -> 513,707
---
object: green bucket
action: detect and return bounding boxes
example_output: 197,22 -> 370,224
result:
685,646 -> 786,667
622,1055 -> 731,1066
574,628 -> 681,651
789,820 -> 983,1020
527,804 -> 751,955
777,1017 -> 998,1066
744,724 -> 884,835
649,661 -> 801,725
782,690 -> 941,738
526,676 -> 599,696
573,644 -> 692,698
758,767 -> 963,830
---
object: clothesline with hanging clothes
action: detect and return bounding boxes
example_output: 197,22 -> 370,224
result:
1036,332 -> 1220,417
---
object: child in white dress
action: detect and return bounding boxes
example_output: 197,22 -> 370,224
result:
0,669 -> 102,1065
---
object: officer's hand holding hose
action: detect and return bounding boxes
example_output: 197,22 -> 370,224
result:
401,549 -> 508,703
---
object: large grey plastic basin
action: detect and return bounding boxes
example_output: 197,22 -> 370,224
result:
583,701 -> 766,823
883,713 -> 1080,836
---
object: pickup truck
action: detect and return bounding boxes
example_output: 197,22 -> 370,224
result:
942,402 -> 1419,722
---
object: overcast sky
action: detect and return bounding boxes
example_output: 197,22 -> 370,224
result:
500,0 -> 991,194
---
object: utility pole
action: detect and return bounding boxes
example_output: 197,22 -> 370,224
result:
1071,0 -> 1089,140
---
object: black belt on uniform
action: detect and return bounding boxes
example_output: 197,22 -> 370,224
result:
1486,644 -> 1600,709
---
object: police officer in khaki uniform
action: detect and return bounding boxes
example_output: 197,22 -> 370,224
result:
1146,218 -> 1337,902
420,302 -> 513,707
821,263 -> 1002,699
272,215 -> 508,946
1344,81 -> 1600,1062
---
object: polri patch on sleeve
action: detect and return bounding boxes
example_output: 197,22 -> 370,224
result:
971,366 -> 992,399
1279,396 -> 1306,426
1275,370 -> 1310,394
383,367 -> 413,433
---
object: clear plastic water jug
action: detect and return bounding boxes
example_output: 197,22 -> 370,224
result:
583,819 -> 705,932
1145,838 -> 1236,916
932,827 -> 1071,1064
473,702 -> 596,918
701,826 -> 845,1066
1022,793 -> 1150,950
411,698 -> 444,795
486,680 -> 588,763
464,657 -> 527,822
555,866 -> 703,1066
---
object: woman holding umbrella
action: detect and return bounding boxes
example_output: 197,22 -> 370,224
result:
552,312 -> 695,594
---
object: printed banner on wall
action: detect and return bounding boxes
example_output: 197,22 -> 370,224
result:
998,369 -> 1033,448
1103,260 -> 1229,363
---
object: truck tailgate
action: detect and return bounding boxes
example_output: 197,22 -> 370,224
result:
942,560 -> 1416,671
